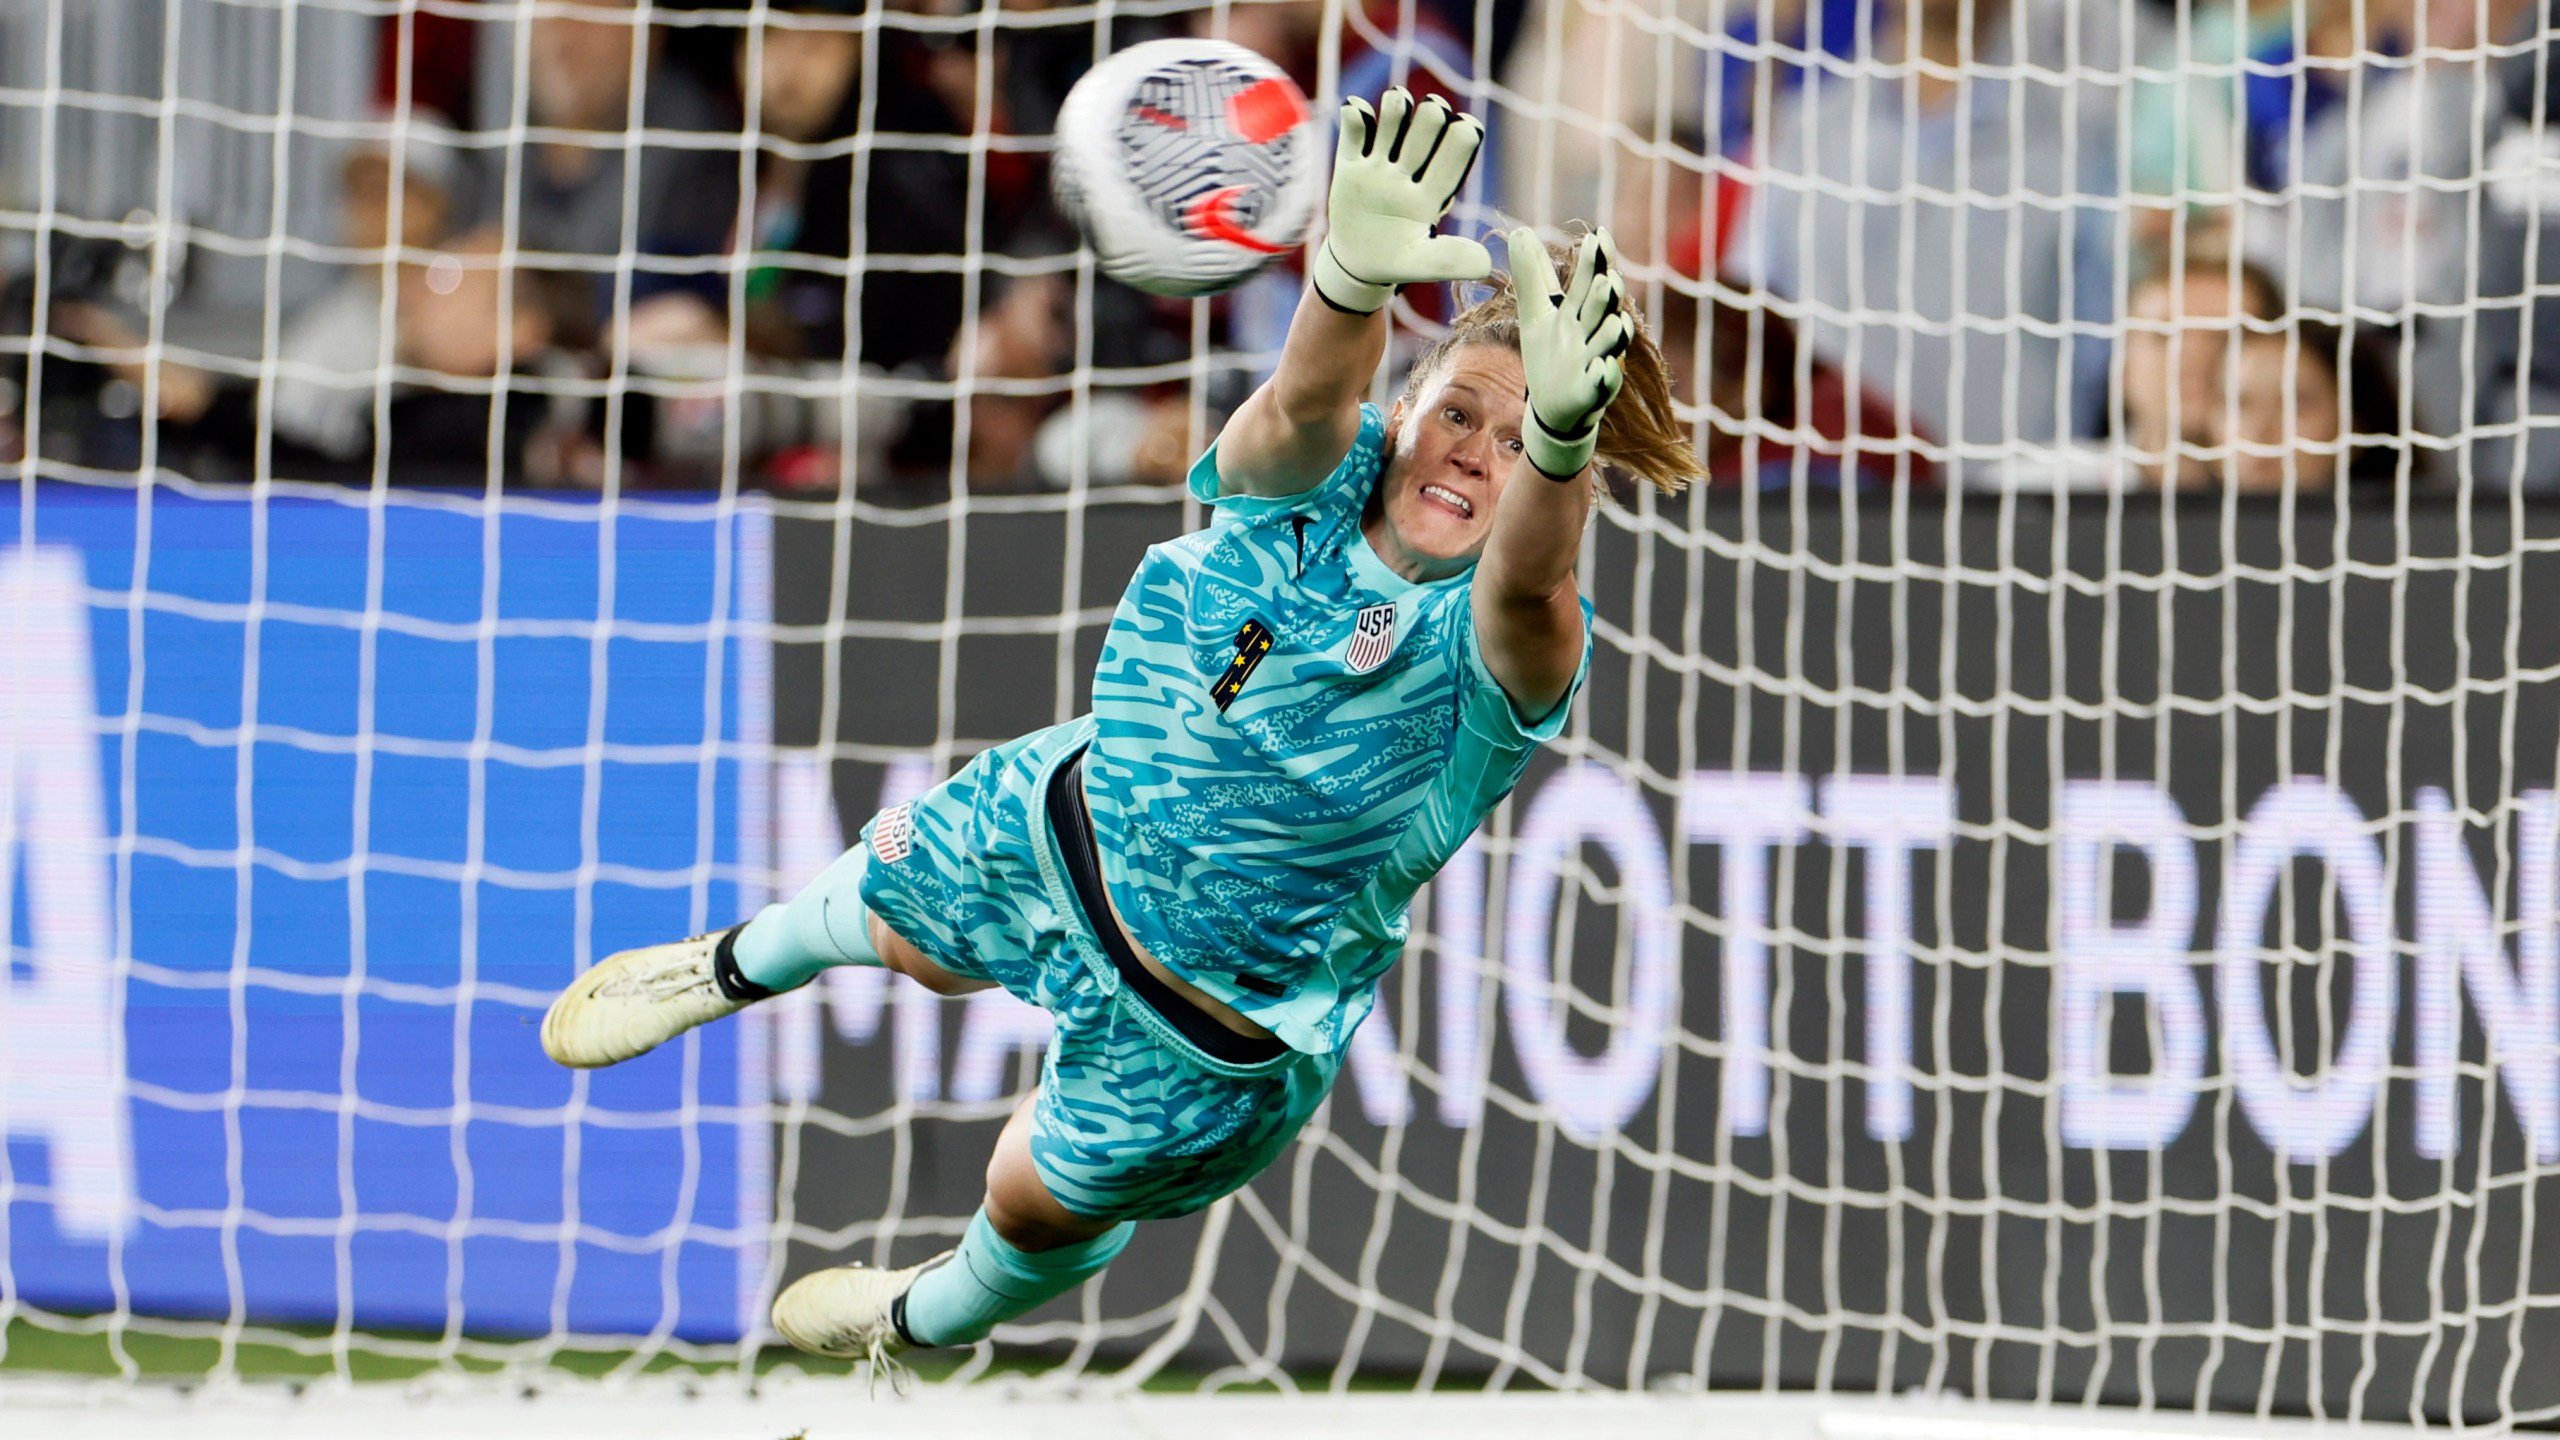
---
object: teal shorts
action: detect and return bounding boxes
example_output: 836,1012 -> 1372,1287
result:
854,716 -> 1343,1222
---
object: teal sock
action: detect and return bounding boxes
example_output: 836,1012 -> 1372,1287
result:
732,843 -> 883,992
897,1208 -> 1135,1347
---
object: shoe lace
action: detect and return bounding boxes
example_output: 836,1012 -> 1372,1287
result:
597,941 -> 717,1003
863,1328 -> 914,1399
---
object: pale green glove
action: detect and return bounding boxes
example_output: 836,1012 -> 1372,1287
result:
1309,88 -> 1491,316
1506,227 -> 1631,480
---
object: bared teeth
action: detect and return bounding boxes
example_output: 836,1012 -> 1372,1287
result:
1421,484 -> 1473,517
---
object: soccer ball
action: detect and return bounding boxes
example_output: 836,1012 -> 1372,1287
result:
1052,39 -> 1325,298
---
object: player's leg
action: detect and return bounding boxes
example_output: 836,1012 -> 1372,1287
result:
770,733 -> 1349,1359
727,841 -> 994,998
770,1084 -> 1133,1357
540,836 -> 988,1068
771,966 -> 1343,1358
893,1091 -> 1135,1345
541,732 -> 1037,1070
981,1089 -> 1114,1250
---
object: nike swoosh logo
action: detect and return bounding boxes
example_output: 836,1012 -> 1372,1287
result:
1185,187 -> 1291,254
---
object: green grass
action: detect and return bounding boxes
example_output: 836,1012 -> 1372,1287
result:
1,1315 -> 1482,1392
0,1316 -> 1202,1390
0,1315 -> 864,1384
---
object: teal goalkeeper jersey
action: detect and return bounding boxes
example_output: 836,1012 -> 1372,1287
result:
1086,404 -> 1592,1056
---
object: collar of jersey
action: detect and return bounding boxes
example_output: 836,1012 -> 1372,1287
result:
1347,518 -> 1466,600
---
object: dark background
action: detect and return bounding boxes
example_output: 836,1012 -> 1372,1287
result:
765,491 -> 2560,1420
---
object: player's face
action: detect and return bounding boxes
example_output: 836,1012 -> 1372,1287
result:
1371,345 -> 1529,583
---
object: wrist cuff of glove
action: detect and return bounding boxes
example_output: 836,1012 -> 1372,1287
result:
1524,414 -> 1596,482
1310,242 -> 1392,316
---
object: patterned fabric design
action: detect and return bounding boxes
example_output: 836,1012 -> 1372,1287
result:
1119,56 -> 1310,240
1087,405 -> 1590,1056
1030,971 -> 1339,1219
855,718 -> 1341,1222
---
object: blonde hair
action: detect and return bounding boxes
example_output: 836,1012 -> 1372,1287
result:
1397,240 -> 1700,497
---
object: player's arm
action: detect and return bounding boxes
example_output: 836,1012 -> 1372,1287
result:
1472,229 -> 1632,719
1211,89 -> 1491,498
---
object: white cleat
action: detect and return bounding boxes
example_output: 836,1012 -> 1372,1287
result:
540,927 -> 757,1069
770,1252 -> 950,1367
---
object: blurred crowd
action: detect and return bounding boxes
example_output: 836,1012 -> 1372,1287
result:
5,0 -> 2558,497
1551,0 -> 2560,493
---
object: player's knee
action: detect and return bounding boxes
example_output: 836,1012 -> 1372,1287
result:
873,913 -> 986,996
908,964 -> 988,996
984,1175 -> 1113,1253
866,912 -> 907,970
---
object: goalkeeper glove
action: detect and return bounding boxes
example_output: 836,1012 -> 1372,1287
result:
1506,227 -> 1631,481
1309,88 -> 1491,316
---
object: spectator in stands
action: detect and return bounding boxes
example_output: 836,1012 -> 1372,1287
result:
52,223 -> 587,487
1730,0 -> 2149,476
734,0 -> 869,364
1499,0 -> 1869,271
2300,0 -> 2560,491
375,227 -> 592,482
2121,255 -> 2406,492
2149,0 -> 2560,491
269,116 -> 470,461
2124,0 -> 2245,260
729,0 -> 1071,491
989,0 -> 1109,140
501,0 -> 738,349
2461,0 -> 2560,490
2122,256 -> 2271,488
737,0 -> 1017,373
2129,0 -> 2406,237
40,119 -> 601,485
2224,324 -> 2347,492
1659,283 -> 1938,490
2186,0 -> 2429,336
2116,0 -> 2560,490
50,119 -> 467,457
1637,148 -> 1935,488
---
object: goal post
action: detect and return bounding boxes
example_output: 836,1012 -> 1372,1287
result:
5,0 -> 2560,1427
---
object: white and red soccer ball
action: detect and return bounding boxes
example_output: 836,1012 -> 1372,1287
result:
1052,38 -> 1326,298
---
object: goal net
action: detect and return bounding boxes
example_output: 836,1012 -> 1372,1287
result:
6,0 -> 2560,1428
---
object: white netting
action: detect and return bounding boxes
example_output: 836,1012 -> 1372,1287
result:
5,0 -> 2560,1430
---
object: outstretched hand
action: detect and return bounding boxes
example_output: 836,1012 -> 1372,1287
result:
1309,88 -> 1491,316
1505,227 -> 1631,481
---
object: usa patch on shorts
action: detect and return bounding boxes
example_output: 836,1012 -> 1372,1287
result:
870,802 -> 915,863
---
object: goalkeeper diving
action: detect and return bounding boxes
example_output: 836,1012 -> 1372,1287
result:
541,87 -> 1698,1366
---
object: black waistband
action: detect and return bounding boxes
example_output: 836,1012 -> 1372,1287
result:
1044,748 -> 1289,1067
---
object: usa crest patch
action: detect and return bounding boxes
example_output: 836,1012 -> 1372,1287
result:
870,803 -> 915,864
1345,602 -> 1398,674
